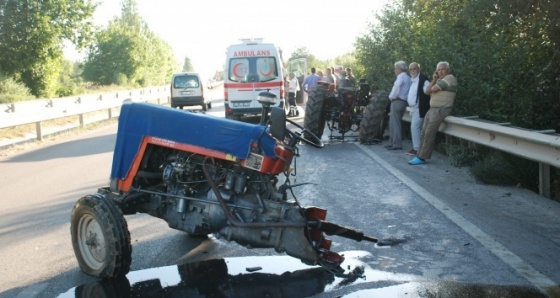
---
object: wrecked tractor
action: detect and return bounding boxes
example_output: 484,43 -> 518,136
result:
304,80 -> 390,143
70,93 -> 378,279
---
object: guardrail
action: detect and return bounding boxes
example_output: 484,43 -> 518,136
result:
402,112 -> 560,199
0,85 -> 169,141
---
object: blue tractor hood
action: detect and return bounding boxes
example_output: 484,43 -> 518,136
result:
110,102 -> 277,180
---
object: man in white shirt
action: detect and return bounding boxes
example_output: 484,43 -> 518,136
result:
406,62 -> 431,155
287,72 -> 299,117
386,61 -> 412,150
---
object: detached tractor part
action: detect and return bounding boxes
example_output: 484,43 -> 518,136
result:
359,90 -> 390,144
70,96 -> 378,279
304,80 -> 388,142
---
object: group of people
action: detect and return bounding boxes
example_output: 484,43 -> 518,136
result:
286,65 -> 357,117
299,65 -> 357,91
385,61 -> 457,166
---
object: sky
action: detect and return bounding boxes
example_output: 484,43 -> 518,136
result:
66,0 -> 388,81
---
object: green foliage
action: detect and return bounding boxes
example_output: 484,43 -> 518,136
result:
470,151 -> 538,190
0,0 -> 96,96
0,73 -> 34,103
443,141 -> 481,167
19,57 -> 62,98
289,47 -> 323,73
355,0 -> 560,130
56,60 -> 85,97
288,47 -> 363,81
82,0 -> 178,87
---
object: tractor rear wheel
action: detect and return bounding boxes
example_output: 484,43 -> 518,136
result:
360,90 -> 390,143
304,85 -> 327,139
71,194 -> 132,279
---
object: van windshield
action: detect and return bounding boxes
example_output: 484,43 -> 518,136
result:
229,57 -> 278,83
173,75 -> 200,88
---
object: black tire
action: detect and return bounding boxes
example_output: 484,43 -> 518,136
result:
208,102 -> 212,110
303,85 -> 327,139
71,194 -> 132,279
202,103 -> 208,111
359,90 -> 390,143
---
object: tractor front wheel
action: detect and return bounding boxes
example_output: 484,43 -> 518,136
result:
71,194 -> 132,279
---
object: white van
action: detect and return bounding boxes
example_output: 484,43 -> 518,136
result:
224,39 -> 286,119
170,72 -> 212,111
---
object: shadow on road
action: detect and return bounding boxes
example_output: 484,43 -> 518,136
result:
1,134 -> 116,163
1,221 -> 211,298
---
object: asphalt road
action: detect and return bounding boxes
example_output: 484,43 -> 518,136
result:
1,87 -> 559,297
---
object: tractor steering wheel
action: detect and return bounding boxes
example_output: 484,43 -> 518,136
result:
285,118 -> 324,148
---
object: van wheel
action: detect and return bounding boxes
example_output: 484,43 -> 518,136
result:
208,102 -> 212,110
202,104 -> 208,111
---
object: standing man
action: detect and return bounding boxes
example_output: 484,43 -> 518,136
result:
346,67 -> 357,87
302,67 -> 320,93
406,62 -> 430,155
386,61 -> 411,150
338,70 -> 349,88
316,69 -> 324,81
287,72 -> 299,117
334,65 -> 343,80
409,61 -> 457,165
324,67 -> 336,85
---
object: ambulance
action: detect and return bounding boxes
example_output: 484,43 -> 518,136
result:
224,38 -> 286,120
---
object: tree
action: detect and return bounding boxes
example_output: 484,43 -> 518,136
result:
288,47 -> 322,73
182,57 -> 194,72
82,0 -> 178,86
0,0 -> 96,97
355,0 -> 560,131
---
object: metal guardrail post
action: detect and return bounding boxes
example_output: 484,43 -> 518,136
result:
108,108 -> 113,119
539,164 -> 551,198
79,114 -> 84,127
36,122 -> 43,141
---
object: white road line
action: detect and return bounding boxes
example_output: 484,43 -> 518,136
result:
356,143 -> 558,295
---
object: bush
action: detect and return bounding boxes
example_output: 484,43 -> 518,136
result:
0,75 -> 35,103
470,151 -> 538,190
56,83 -> 86,98
443,141 -> 481,167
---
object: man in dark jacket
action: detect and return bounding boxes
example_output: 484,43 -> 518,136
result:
406,62 -> 430,155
